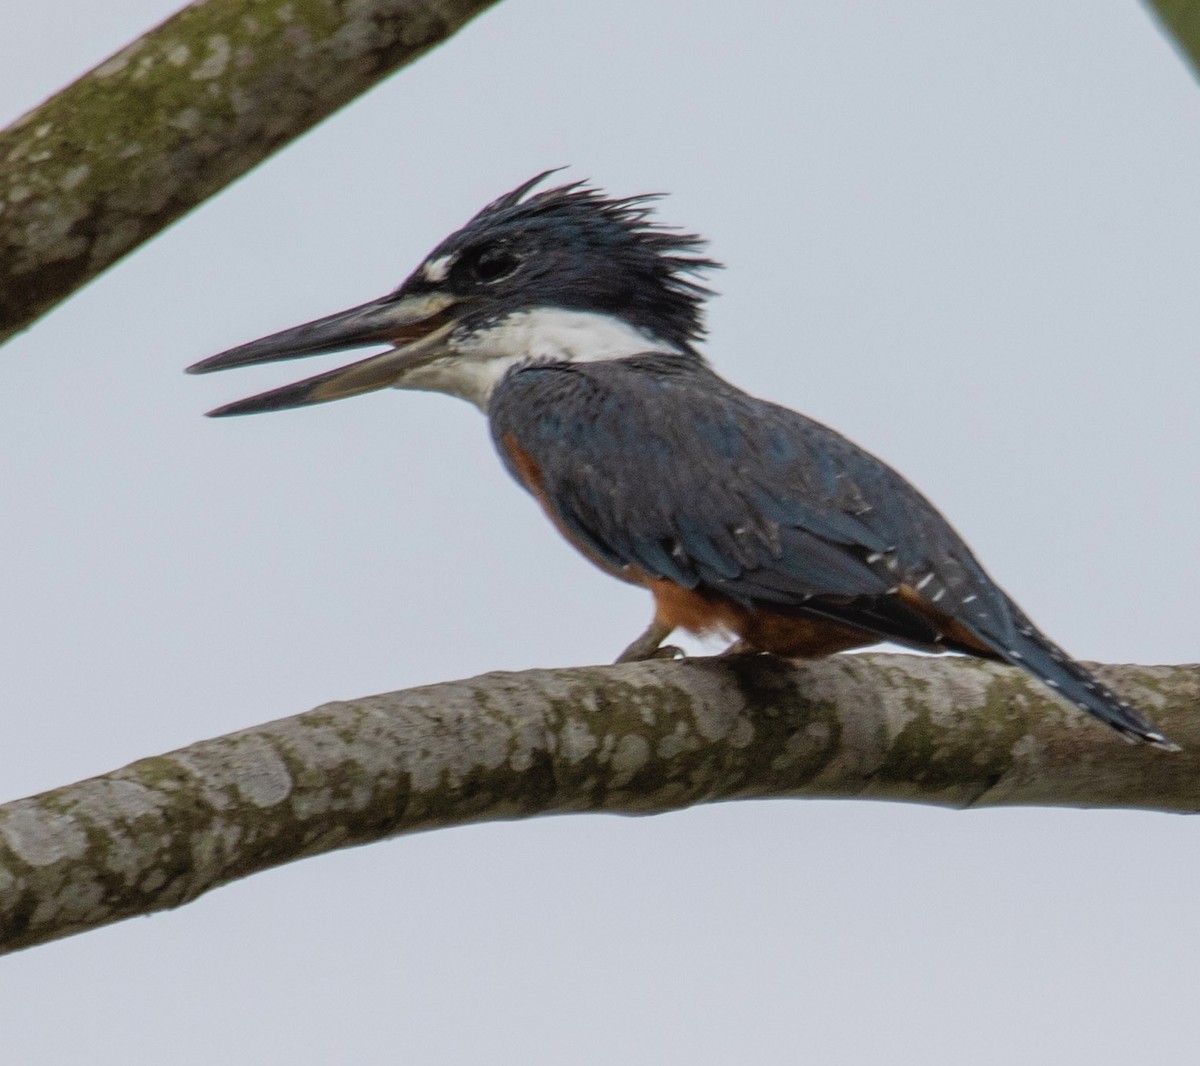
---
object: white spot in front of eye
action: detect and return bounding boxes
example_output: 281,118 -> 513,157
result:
421,255 -> 453,283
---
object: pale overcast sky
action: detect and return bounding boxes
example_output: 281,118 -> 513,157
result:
2,3 -> 1199,1063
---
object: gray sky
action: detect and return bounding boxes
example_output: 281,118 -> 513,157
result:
3,2 -> 1199,1062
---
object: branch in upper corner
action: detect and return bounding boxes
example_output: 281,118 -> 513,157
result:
0,0 -> 503,345
1143,0 -> 1200,82
0,653 -> 1196,956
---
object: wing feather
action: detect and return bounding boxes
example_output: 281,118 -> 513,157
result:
490,354 -> 1009,646
487,353 -> 1173,747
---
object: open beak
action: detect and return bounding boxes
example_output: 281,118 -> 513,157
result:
186,292 -> 457,416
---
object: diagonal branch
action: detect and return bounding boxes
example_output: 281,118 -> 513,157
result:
1,652 -> 1196,956
0,0 -> 503,345
5,2 -> 1199,346
1144,0 -> 1200,81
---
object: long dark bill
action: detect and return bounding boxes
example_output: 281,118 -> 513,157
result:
186,293 -> 456,416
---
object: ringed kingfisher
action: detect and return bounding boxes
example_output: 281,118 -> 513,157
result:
188,172 -> 1174,749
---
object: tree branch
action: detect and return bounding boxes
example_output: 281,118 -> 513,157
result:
1,653 -> 1196,955
4,1 -> 1197,344
1144,0 -> 1200,81
0,0 -> 502,345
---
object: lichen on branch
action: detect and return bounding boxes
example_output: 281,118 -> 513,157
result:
0,0 -> 502,344
0,653 -> 1196,956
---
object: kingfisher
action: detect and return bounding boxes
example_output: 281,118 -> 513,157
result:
188,172 -> 1174,749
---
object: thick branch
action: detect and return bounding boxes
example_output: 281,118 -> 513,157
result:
0,0 -> 501,344
1,653 -> 1196,955
4,2 -> 1197,345
1144,0 -> 1200,80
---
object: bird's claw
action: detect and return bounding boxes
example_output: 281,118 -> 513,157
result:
615,620 -> 680,663
615,642 -> 686,664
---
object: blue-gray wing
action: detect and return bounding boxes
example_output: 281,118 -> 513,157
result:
489,353 -> 1171,746
489,354 -> 1016,653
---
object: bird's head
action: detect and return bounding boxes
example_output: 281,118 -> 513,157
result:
187,172 -> 719,414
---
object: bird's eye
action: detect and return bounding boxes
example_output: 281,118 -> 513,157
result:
464,245 -> 521,284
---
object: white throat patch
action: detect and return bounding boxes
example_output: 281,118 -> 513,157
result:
394,308 -> 678,410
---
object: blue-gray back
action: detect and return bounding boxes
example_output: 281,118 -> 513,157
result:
489,353 -> 1015,648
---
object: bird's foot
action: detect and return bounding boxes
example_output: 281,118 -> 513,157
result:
614,619 -> 678,663
617,642 -> 685,663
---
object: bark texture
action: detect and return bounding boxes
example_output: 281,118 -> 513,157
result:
1,653 -> 1196,955
1145,1 -> 1200,79
3,2 -> 1197,344
0,0 -> 501,344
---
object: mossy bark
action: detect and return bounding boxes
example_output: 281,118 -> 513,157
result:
0,0 -> 502,343
1144,0 -> 1200,81
4,2 -> 1198,342
1,653 -> 1196,955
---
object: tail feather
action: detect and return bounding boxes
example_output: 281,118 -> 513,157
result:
992,620 -> 1177,750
